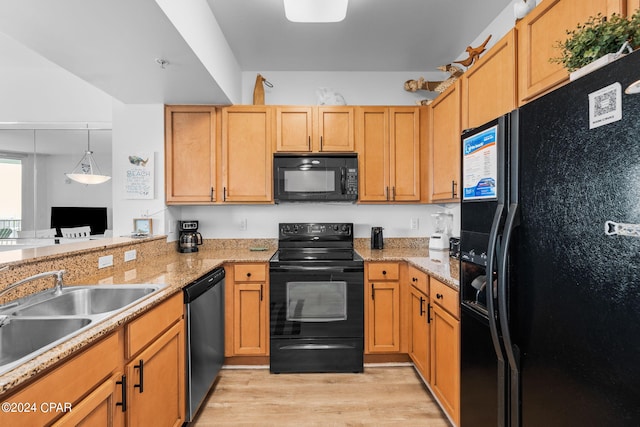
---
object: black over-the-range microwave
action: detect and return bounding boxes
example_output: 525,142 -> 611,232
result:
273,153 -> 358,203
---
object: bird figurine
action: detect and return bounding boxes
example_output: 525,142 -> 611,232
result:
454,34 -> 492,67
405,64 -> 465,105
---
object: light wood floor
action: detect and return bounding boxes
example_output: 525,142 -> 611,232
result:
192,366 -> 451,426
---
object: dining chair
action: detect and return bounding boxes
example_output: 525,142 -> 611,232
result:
60,226 -> 92,238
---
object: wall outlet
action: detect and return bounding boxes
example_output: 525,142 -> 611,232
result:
124,249 -> 137,262
98,255 -> 114,269
410,217 -> 419,230
240,218 -> 248,231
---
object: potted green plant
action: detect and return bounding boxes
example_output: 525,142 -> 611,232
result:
551,10 -> 640,80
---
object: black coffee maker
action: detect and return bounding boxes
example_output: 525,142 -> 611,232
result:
371,227 -> 384,249
178,220 -> 203,253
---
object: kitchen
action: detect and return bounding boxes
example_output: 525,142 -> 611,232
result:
1,0 -> 640,426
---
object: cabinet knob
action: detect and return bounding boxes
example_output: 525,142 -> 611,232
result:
382,270 -> 387,275
247,272 -> 252,278
412,277 -> 417,282
436,293 -> 443,299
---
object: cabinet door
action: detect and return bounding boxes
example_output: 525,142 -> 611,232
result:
276,106 -> 313,152
233,282 -> 268,355
517,0 -> 625,104
165,106 -> 217,204
357,107 -> 390,201
430,81 -> 461,202
409,286 -> 430,382
463,29 -> 517,129
389,107 -> 421,201
126,321 -> 185,427
317,107 -> 355,152
53,373 -> 124,427
629,0 -> 640,11
430,304 -> 460,426
366,281 -> 401,353
221,106 -> 273,202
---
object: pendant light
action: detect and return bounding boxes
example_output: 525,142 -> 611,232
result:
65,128 -> 111,185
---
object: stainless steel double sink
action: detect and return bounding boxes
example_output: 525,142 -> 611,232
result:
0,284 -> 166,375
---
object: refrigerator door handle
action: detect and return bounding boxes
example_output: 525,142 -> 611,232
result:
499,202 -> 521,427
486,202 -> 507,427
486,203 -> 505,360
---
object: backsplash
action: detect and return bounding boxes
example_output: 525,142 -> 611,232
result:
0,237 -> 168,304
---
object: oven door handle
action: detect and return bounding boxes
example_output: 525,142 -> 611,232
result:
279,343 -> 358,350
269,265 -> 363,273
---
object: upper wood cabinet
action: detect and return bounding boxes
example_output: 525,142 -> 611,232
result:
357,107 -> 421,202
462,29 -> 518,129
429,80 -> 462,202
275,106 -> 355,152
275,106 -> 313,152
221,106 -> 273,203
165,105 -> 218,204
517,0 -> 626,105
629,0 -> 640,11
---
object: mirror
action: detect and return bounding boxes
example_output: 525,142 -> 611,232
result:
0,128 -> 112,249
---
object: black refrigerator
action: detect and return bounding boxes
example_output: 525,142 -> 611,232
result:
460,50 -> 640,427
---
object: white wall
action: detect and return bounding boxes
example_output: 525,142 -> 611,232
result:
182,203 -> 459,240
111,103 -> 169,237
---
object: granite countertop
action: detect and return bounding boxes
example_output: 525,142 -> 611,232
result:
356,247 -> 459,290
0,247 -> 275,395
0,244 -> 459,395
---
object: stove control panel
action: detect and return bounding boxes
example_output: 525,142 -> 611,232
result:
279,223 -> 353,238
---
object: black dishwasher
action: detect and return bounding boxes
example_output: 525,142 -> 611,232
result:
183,267 -> 225,423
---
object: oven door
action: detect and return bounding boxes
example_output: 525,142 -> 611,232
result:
269,265 -> 364,339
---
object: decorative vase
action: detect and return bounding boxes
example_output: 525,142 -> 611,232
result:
514,0 -> 536,20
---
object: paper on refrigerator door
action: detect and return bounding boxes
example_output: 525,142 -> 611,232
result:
462,125 -> 498,201
589,82 -> 622,129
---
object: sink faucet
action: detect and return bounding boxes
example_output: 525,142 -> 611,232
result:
0,270 -> 66,300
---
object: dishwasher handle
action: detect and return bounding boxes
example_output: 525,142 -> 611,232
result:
183,267 -> 225,303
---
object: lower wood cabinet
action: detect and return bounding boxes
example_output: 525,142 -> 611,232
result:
53,373 -> 125,427
225,263 -> 270,356
125,321 -> 185,427
429,278 -> 460,426
365,262 -> 401,353
409,284 -> 430,381
0,331 -> 122,427
0,293 -> 185,427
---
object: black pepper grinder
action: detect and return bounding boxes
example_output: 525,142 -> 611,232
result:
371,227 -> 384,249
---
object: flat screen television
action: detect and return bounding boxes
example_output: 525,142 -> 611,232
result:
50,207 -> 108,236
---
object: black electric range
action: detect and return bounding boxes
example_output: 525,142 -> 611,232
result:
269,223 -> 364,373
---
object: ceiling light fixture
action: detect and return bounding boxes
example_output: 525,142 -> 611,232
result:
284,0 -> 348,23
65,128 -> 111,185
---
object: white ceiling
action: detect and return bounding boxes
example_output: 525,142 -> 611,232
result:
0,0 -> 513,104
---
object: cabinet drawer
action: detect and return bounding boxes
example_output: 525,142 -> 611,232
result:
367,262 -> 400,281
408,265 -> 429,295
234,263 -> 266,282
126,293 -> 183,358
431,279 -> 459,319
